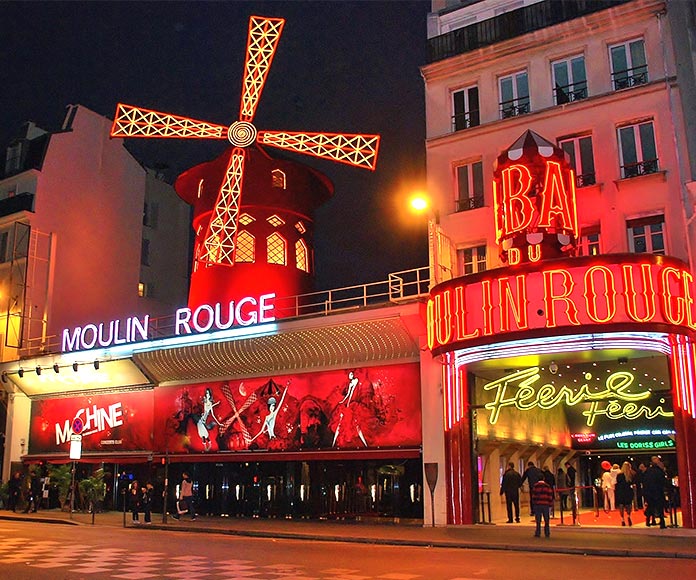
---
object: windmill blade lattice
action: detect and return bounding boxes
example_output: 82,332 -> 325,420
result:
111,15 -> 380,267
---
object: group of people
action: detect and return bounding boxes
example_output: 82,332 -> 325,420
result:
600,455 -> 671,529
128,472 -> 197,524
128,480 -> 155,524
6,471 -> 43,513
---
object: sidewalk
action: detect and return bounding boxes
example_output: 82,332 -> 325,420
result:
1,509 -> 695,560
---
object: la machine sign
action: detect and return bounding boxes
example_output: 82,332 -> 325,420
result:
62,293 -> 276,353
427,255 -> 696,354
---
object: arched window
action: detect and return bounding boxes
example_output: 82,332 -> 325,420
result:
267,232 -> 286,265
295,239 -> 309,272
272,169 -> 286,189
235,231 -> 255,263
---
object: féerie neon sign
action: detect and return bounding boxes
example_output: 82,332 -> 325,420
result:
427,254 -> 696,353
482,367 -> 673,427
62,293 -> 276,352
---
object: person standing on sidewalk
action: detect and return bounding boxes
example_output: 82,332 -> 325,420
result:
129,480 -> 142,524
615,461 -> 634,526
173,472 -> 196,521
521,461 -> 544,516
7,472 -> 21,512
142,482 -> 154,524
531,478 -> 554,538
643,456 -> 667,528
500,462 -> 522,523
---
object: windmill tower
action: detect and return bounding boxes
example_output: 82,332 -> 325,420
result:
111,16 -> 380,316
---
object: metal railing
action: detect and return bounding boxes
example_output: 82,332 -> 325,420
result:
455,195 -> 485,212
451,110 -> 480,132
620,159 -> 659,179
612,67 -> 649,91
500,99 -> 530,119
19,266 -> 431,356
427,0 -> 631,63
554,82 -> 588,105
575,172 -> 597,188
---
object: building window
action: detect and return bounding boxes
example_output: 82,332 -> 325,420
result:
295,239 -> 309,272
0,231 -> 9,263
141,238 -> 150,266
552,55 -> 587,104
143,201 -> 159,228
559,135 -> 596,187
138,282 -> 153,297
618,121 -> 658,178
267,214 -> 285,227
457,245 -> 487,275
272,169 -> 286,189
235,231 -> 255,263
627,215 -> 665,255
4,142 -> 22,175
455,161 -> 484,212
499,71 -> 530,119
295,221 -> 306,234
610,38 -> 648,90
577,230 -> 601,256
239,213 -> 255,226
452,85 -> 480,131
267,232 -> 286,265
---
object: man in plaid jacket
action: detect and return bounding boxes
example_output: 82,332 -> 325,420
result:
531,477 -> 554,538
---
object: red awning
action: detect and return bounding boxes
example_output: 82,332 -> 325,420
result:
22,453 -> 153,465
154,447 -> 422,463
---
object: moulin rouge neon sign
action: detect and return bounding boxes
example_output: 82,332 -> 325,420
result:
62,293 -> 276,352
482,367 -> 673,427
427,255 -> 696,353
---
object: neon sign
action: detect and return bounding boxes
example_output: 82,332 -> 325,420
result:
493,130 -> 578,265
427,254 -> 696,353
482,367 -> 673,427
62,293 -> 276,352
55,402 -> 123,445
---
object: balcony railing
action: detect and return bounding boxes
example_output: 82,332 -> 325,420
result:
18,266 -> 431,356
500,99 -> 530,119
554,82 -> 588,105
456,195 -> 485,212
452,110 -> 481,132
612,67 -> 649,91
427,0 -> 632,63
621,159 -> 659,179
576,173 -> 596,188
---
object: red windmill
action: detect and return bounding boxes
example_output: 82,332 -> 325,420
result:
110,15 -> 380,302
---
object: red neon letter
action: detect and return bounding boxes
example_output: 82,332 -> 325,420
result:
481,279 -> 494,335
661,267 -> 685,325
537,160 -> 577,235
455,285 -> 480,341
501,165 -> 534,235
583,265 -> 617,323
499,275 -> 529,332
622,263 -> 656,323
543,269 -> 580,328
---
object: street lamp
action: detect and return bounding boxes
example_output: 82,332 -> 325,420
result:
407,193 -> 449,287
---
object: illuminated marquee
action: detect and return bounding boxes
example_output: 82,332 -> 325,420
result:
427,254 -> 696,353
493,130 -> 578,265
482,367 -> 673,427
62,293 -> 276,352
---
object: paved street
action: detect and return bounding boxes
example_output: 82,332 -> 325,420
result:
0,518 -> 695,580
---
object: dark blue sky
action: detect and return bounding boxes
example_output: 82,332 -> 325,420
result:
0,0 -> 430,290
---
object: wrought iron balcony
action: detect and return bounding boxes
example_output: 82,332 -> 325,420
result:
500,99 -> 530,119
621,159 -> 659,179
612,67 -> 649,90
427,0 -> 632,64
554,82 -> 588,105
451,110 -> 481,132
575,172 -> 597,188
456,195 -> 485,212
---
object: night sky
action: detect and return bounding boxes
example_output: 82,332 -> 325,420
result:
0,0 -> 430,291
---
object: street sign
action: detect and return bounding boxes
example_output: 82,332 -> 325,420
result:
71,416 -> 84,434
69,434 -> 82,460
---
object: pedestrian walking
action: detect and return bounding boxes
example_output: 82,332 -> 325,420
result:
172,472 -> 196,521
521,461 -> 544,516
531,478 -> 554,538
500,462 -> 522,523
